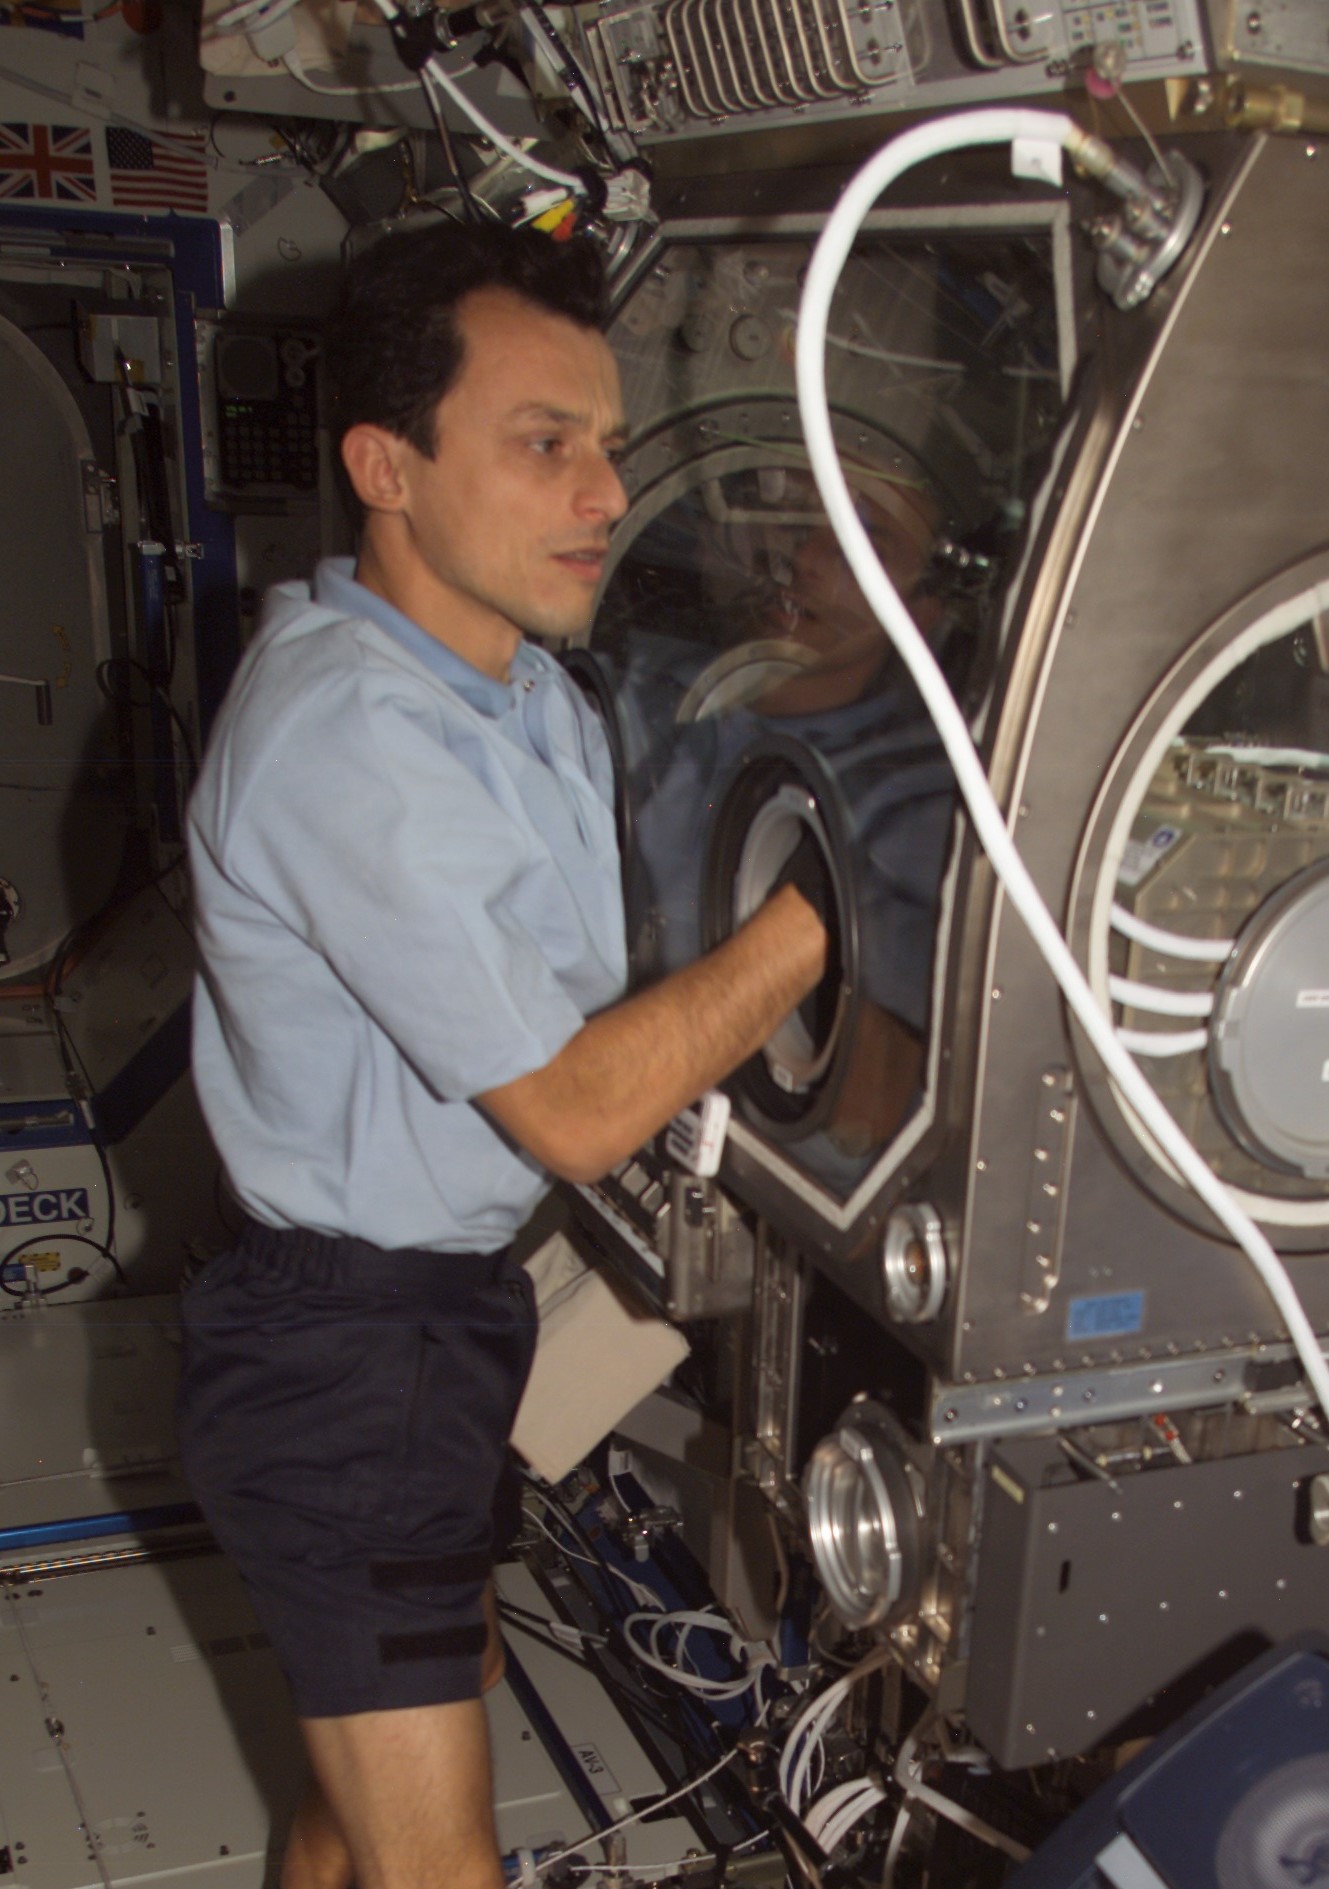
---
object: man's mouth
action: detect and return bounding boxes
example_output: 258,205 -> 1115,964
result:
553,547 -> 608,580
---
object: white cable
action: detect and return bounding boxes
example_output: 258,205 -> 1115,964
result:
784,1688 -> 844,1811
562,1832 -> 770,1877
901,1775 -> 1030,1863
366,0 -> 586,194
805,1776 -> 885,1846
803,1777 -> 864,1842
1116,1027 -> 1210,1058
819,1782 -> 889,1858
535,1745 -> 738,1876
622,1609 -> 766,1699
420,59 -> 585,192
794,105 -> 1329,1423
603,1559 -> 666,1612
782,1673 -> 855,1814
1108,974 -> 1214,1017
892,1732 -> 1029,1865
780,1671 -> 852,1798
521,1502 -> 600,1566
1111,902 -> 1234,961
520,1477 -> 668,1606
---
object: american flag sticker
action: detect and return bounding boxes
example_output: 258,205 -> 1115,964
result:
106,127 -> 209,214
0,123 -> 96,203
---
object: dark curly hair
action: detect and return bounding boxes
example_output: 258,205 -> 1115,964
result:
323,221 -> 609,471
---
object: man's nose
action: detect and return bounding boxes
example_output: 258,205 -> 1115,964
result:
577,452 -> 629,523
793,530 -> 848,595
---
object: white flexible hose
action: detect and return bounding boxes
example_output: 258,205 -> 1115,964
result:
1108,974 -> 1214,1017
1117,1027 -> 1210,1058
780,1672 -> 853,1812
794,106 -> 1329,1421
1111,901 -> 1234,961
805,1777 -> 881,1843
816,1782 -> 889,1856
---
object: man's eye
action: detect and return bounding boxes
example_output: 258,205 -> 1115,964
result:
531,437 -> 563,456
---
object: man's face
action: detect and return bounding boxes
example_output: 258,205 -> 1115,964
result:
393,287 -> 629,649
755,476 -> 941,713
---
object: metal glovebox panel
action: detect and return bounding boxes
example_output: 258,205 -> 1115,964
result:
585,200 -> 1077,1262
965,1431 -> 1329,1770
943,131 -> 1329,1382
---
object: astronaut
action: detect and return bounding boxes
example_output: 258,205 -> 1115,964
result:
175,222 -> 827,1889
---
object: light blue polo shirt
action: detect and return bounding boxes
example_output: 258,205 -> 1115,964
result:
189,559 -> 627,1253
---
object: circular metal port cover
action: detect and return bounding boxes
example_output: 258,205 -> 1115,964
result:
803,1399 -> 923,1630
1210,859 -> 1329,1179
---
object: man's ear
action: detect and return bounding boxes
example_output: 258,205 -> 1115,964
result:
341,424 -> 410,516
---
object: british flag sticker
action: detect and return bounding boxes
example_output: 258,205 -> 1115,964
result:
0,123 -> 97,204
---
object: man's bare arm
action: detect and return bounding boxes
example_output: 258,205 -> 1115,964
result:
478,885 -> 826,1183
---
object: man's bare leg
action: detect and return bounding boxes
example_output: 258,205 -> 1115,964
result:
281,1775 -> 354,1889
298,1697 -> 503,1889
282,1584 -> 506,1889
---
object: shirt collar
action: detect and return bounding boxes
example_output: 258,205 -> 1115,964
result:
315,558 -> 543,717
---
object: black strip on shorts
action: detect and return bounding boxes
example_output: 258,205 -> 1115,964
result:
370,1551 -> 492,1591
379,1624 -> 489,1665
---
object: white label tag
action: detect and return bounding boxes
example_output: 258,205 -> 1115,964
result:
572,1744 -> 621,1798
1011,136 -> 1063,188
664,1090 -> 731,1177
1117,824 -> 1182,888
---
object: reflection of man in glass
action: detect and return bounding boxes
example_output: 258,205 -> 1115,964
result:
750,471 -> 944,721
614,461 -> 959,1176
738,471 -> 953,1160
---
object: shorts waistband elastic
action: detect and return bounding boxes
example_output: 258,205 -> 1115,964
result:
235,1217 -> 514,1301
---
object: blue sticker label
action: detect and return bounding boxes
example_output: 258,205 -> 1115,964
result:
0,1187 -> 90,1227
1067,1290 -> 1145,1341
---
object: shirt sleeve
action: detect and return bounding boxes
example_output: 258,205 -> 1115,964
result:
216,664 -> 589,1100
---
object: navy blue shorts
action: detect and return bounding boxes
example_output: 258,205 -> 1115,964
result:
174,1219 -> 537,1719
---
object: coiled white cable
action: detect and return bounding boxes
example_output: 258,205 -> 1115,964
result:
1108,974 -> 1213,1017
794,107 -> 1329,1421
621,1607 -> 769,1701
1117,1027 -> 1210,1058
1111,901 -> 1234,961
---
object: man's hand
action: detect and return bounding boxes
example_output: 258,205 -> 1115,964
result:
478,885 -> 826,1183
775,829 -> 842,1044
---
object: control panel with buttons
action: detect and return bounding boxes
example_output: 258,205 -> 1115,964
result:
197,316 -> 322,510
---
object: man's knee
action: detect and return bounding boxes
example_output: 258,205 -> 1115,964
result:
282,1777 -> 354,1889
298,1699 -> 503,1889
